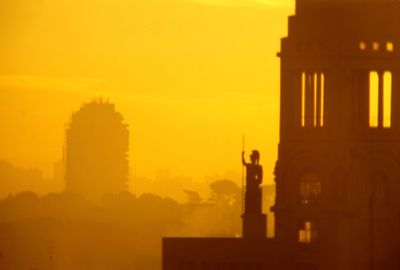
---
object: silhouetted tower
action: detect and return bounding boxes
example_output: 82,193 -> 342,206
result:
242,150 -> 266,239
274,0 -> 400,269
64,100 -> 129,201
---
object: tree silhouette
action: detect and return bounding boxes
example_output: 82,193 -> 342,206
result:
209,179 -> 240,205
183,190 -> 202,204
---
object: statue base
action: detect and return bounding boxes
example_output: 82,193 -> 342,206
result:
241,213 -> 267,239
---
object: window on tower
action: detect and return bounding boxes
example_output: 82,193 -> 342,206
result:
301,72 -> 325,128
358,41 -> 394,52
372,42 -> 380,51
369,72 -> 379,127
298,220 -> 318,244
386,42 -> 394,52
369,71 -> 392,128
299,173 -> 321,205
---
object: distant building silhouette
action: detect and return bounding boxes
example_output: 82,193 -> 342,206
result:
163,0 -> 400,269
64,100 -> 129,201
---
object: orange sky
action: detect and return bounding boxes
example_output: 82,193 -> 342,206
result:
0,0 -> 294,194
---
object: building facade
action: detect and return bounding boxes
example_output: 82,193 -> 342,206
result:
275,0 -> 400,269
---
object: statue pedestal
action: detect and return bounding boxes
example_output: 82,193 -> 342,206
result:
241,213 -> 267,239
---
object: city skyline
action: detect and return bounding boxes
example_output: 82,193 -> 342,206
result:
0,0 -> 294,189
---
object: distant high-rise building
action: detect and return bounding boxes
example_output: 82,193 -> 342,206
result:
64,100 -> 129,201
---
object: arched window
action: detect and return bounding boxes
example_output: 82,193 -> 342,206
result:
369,71 -> 392,128
299,173 -> 321,205
301,72 -> 325,127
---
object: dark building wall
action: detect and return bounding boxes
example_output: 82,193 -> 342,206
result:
64,100 -> 129,201
163,238 -> 283,270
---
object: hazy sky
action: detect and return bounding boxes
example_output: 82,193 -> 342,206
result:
191,0 -> 293,6
0,0 -> 294,189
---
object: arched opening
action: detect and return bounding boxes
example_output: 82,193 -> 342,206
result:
369,71 -> 392,128
299,172 -> 321,205
301,72 -> 325,127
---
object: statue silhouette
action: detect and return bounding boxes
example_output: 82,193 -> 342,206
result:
242,150 -> 263,215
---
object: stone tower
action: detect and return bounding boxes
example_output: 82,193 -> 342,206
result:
64,100 -> 129,202
274,0 -> 400,269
